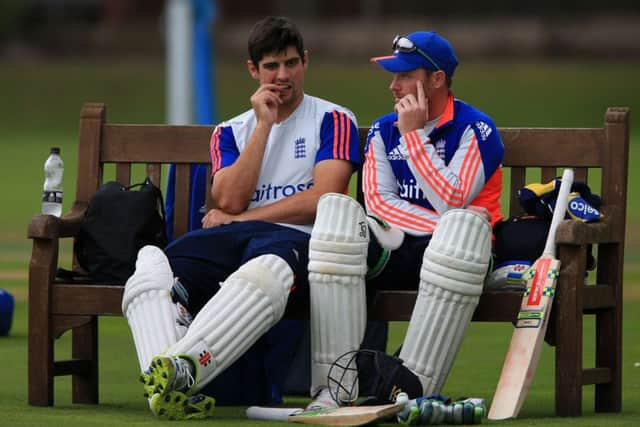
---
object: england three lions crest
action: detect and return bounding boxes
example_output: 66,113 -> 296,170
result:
294,137 -> 306,159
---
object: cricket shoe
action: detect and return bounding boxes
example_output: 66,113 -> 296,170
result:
149,390 -> 215,420
305,387 -> 339,412
140,355 -> 195,398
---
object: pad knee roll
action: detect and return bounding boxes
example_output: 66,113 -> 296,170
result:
400,209 -> 492,394
309,193 -> 368,397
122,245 -> 181,370
168,254 -> 293,392
309,193 -> 369,277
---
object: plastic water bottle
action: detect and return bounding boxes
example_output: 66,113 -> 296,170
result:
42,147 -> 64,217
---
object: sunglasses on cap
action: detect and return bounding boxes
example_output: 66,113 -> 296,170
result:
392,35 -> 441,71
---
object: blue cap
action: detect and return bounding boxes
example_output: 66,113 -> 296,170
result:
371,31 -> 458,78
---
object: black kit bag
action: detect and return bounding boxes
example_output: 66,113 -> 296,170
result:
493,215 -> 551,267
75,178 -> 168,283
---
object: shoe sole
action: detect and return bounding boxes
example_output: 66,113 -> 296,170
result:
140,356 -> 175,398
150,391 -> 215,420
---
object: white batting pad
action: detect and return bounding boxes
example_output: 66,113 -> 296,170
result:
399,209 -> 492,394
309,193 -> 368,399
122,245 -> 181,370
167,254 -> 293,392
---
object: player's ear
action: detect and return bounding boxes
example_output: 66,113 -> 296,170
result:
247,59 -> 259,80
432,70 -> 446,89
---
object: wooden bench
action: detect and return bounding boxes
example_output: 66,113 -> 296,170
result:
27,102 -> 629,416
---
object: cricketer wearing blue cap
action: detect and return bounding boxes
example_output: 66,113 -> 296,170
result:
361,30 -> 506,395
365,30 -> 504,250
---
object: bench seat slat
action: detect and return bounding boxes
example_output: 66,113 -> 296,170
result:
368,289 -> 522,322
52,284 -> 123,316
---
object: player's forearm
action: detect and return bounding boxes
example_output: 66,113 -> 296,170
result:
230,159 -> 355,224
235,188 -> 322,225
365,188 -> 438,235
363,134 -> 436,234
403,128 -> 481,212
212,123 -> 271,213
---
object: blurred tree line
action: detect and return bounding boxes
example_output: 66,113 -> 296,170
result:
2,0 -> 639,35
1,0 -> 638,59
217,0 -> 640,18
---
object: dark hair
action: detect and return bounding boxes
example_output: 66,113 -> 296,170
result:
248,16 -> 305,67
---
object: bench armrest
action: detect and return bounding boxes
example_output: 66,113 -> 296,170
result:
27,201 -> 88,240
555,207 -> 620,245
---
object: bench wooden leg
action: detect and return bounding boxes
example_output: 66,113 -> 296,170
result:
28,317 -> 54,406
595,308 -> 622,412
594,243 -> 623,412
28,239 -> 57,406
554,244 -> 585,416
72,317 -> 99,404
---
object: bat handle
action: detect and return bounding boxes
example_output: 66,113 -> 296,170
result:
543,168 -> 574,256
246,406 -> 303,421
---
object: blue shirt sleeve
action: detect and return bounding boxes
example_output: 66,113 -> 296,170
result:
316,110 -> 361,167
470,118 -> 504,180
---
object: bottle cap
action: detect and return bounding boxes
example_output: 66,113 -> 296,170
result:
50,147 -> 60,154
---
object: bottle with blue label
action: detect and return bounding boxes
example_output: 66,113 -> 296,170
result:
42,147 -> 64,217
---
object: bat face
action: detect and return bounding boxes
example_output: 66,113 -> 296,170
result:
515,256 -> 559,329
488,257 -> 561,420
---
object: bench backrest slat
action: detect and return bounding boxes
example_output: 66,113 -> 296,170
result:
147,163 -> 162,187
574,167 -> 588,183
115,163 -> 131,186
101,124 -> 214,163
205,164 -> 214,211
173,163 -> 192,237
508,166 -> 526,217
500,128 -> 604,167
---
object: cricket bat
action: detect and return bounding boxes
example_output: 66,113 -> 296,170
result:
488,168 -> 574,420
246,401 -> 406,426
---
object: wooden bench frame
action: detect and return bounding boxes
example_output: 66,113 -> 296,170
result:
27,103 -> 629,416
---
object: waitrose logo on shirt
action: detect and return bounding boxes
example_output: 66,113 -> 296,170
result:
252,182 -> 314,202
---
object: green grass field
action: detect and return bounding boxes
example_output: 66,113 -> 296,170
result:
1,58 -> 640,426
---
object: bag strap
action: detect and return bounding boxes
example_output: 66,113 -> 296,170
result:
125,177 -> 167,223
125,177 -> 151,191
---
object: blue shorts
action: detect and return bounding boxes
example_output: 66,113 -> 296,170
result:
164,220 -> 310,315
